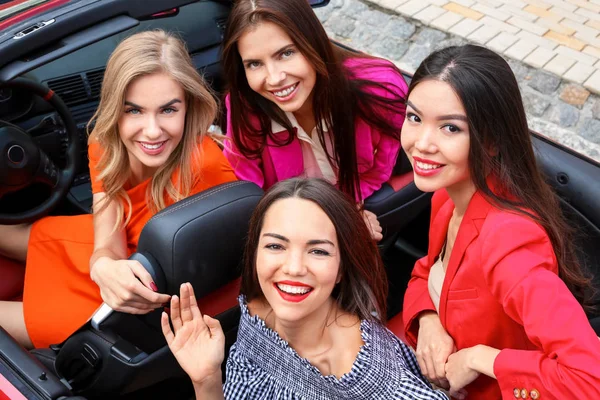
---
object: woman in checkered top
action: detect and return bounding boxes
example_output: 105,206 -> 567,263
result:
161,178 -> 448,399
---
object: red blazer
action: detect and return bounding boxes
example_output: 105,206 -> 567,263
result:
403,189 -> 600,399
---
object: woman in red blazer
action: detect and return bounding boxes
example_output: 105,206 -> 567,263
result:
402,45 -> 600,399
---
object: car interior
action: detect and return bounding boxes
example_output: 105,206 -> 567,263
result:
0,1 -> 599,399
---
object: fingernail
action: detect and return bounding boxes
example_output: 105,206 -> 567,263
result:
150,282 -> 158,292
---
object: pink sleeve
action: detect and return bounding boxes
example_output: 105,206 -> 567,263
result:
355,61 -> 407,200
482,218 -> 600,399
222,94 -> 267,189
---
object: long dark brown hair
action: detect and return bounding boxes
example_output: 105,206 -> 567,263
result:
410,44 -> 592,309
222,0 -> 406,200
240,178 -> 388,322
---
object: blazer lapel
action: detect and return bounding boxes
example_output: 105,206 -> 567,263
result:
265,128 -> 304,182
438,191 -> 492,325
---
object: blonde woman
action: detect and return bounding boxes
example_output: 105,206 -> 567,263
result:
0,30 -> 237,349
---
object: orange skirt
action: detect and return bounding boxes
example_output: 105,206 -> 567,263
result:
23,214 -> 102,348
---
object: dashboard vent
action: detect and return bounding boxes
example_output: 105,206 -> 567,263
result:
86,68 -> 105,99
47,74 -> 88,107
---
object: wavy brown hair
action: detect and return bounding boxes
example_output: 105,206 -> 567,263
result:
410,44 -> 593,310
222,0 -> 406,200
241,178 -> 388,323
88,30 -> 217,228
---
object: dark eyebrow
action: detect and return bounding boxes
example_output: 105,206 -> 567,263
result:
241,44 -> 295,64
263,233 -> 289,242
406,100 -> 468,122
262,233 -> 334,247
124,99 -> 182,109
307,239 -> 335,246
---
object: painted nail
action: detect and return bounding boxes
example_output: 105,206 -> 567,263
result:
150,282 -> 158,292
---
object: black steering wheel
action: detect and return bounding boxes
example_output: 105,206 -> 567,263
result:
0,78 -> 80,224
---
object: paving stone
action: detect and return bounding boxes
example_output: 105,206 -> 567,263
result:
487,32 -> 519,53
523,47 -> 555,68
360,8 -> 394,26
342,0 -> 369,16
414,5 -> 447,24
592,99 -> 600,120
349,23 -> 379,46
544,54 -> 576,76
443,2 -> 483,20
325,15 -> 357,37
433,37 -> 468,51
547,103 -> 580,127
555,46 -> 598,67
367,36 -> 410,61
505,40 -> 538,61
578,118 -> 600,144
400,44 -> 434,72
414,27 -> 448,45
430,11 -> 463,31
529,69 -> 562,94
563,62 -> 596,85
522,90 -> 552,116
383,16 -> 417,40
448,18 -> 482,38
559,84 -> 591,107
314,4 -> 335,22
583,70 -> 600,95
396,0 -> 429,16
507,16 -> 549,36
467,25 -> 499,45
544,31 -> 585,51
508,59 -> 533,82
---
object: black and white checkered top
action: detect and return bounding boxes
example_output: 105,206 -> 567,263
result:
222,296 -> 449,399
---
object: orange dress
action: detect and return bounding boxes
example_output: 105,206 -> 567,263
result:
23,136 -> 237,348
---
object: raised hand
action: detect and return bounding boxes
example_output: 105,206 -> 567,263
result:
161,282 -> 225,385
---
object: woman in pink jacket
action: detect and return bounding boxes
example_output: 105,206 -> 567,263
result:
220,0 -> 407,239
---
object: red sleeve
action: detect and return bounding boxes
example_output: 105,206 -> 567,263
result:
482,217 -> 600,399
189,136 -> 238,194
402,190 -> 449,347
87,140 -> 104,194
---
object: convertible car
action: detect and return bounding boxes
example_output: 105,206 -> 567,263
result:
1,1 -> 599,399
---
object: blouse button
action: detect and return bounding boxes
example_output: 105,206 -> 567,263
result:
520,388 -> 529,398
513,388 -> 521,398
530,389 -> 540,399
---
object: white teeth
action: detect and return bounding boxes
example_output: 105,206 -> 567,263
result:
140,142 -> 164,150
274,84 -> 297,98
416,161 -> 442,170
276,283 -> 311,295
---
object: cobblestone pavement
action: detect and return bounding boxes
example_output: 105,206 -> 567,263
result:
315,0 -> 600,162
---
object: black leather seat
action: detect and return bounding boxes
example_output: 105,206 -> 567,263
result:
40,181 -> 263,398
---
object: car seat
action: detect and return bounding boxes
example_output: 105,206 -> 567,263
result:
32,181 -> 263,398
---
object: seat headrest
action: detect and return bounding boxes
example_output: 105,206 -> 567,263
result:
137,180 -> 263,297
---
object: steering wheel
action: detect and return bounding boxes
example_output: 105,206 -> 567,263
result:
0,78 -> 80,224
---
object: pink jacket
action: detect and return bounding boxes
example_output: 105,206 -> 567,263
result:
223,57 -> 408,200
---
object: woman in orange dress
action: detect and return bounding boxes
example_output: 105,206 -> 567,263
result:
0,30 -> 237,349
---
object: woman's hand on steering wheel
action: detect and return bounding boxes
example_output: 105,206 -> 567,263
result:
90,256 -> 170,313
162,283 -> 225,385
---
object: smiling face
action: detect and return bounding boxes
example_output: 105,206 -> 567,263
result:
401,79 -> 473,195
237,21 -> 317,117
256,197 -> 341,325
118,72 -> 186,182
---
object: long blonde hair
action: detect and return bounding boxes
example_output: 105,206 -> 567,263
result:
88,30 -> 217,229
